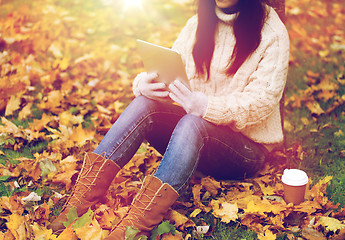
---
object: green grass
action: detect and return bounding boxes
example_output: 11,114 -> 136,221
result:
187,212 -> 258,240
285,51 -> 345,210
1,0 -> 345,238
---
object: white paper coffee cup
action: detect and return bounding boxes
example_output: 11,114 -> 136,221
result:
282,169 -> 308,204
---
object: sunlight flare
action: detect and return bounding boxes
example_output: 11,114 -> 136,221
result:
124,0 -> 143,10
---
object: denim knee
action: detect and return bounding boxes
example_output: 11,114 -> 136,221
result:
130,96 -> 160,114
175,114 -> 208,138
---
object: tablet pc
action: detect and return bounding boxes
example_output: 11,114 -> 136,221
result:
136,39 -> 191,89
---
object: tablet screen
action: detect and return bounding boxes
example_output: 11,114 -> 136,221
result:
136,39 -> 191,89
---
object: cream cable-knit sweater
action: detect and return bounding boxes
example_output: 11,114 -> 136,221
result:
133,5 -> 290,149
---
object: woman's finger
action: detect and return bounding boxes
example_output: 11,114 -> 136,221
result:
152,90 -> 170,98
169,82 -> 183,96
148,82 -> 166,91
172,80 -> 190,96
169,92 -> 182,106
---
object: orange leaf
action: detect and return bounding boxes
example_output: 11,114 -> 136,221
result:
160,231 -> 183,240
70,125 -> 95,147
74,218 -> 104,240
57,226 -> 78,240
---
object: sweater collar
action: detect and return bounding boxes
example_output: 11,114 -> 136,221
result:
215,6 -> 238,24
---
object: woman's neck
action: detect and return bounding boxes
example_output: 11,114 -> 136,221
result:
215,6 -> 238,24
221,5 -> 239,14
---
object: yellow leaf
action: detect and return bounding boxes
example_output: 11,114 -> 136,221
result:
39,90 -> 64,111
190,208 -> 202,218
301,117 -> 309,125
318,50 -> 329,58
210,198 -> 238,223
18,102 -> 33,120
59,111 -> 83,127
245,199 -> 275,215
49,42 -> 63,58
294,200 -> 322,215
317,217 -> 345,232
59,57 -> 70,71
32,222 -> 57,240
6,213 -> 28,240
96,104 -> 112,115
0,230 -> 15,240
306,176 -> 332,205
114,101 -> 125,113
258,229 -> 276,240
305,101 -> 324,115
254,175 -> 276,196
5,95 -> 21,116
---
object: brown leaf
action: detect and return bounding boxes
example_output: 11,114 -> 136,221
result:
15,157 -> 41,181
166,209 -> 195,231
201,176 -> 221,196
52,169 -> 78,190
192,184 -> 211,213
301,227 -> 327,240
0,196 -> 24,215
94,205 -> 117,230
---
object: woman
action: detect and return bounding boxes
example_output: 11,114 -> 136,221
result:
49,0 -> 289,238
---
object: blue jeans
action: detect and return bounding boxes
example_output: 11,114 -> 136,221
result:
94,96 -> 267,193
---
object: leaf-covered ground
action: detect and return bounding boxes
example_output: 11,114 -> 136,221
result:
0,0 -> 345,239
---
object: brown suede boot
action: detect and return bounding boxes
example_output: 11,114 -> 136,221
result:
104,175 -> 179,240
49,152 -> 120,234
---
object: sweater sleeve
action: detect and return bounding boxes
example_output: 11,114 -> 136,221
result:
203,24 -> 290,130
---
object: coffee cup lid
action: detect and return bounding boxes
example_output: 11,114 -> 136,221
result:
282,169 -> 308,186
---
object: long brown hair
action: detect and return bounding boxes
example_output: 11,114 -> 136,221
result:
192,0 -> 268,77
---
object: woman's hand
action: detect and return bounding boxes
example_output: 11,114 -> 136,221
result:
135,72 -> 170,101
169,80 -> 208,117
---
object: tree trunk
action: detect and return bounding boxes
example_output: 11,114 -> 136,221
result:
265,0 -> 286,145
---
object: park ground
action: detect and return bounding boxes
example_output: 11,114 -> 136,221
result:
0,0 -> 345,239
